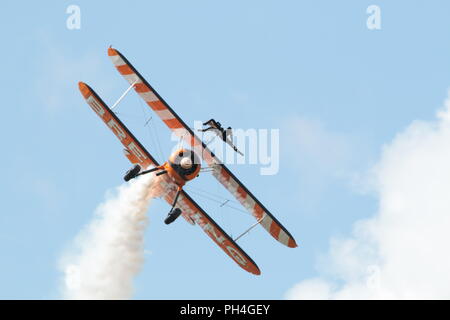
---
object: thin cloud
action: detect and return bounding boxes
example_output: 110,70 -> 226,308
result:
33,33 -> 117,114
286,116 -> 355,175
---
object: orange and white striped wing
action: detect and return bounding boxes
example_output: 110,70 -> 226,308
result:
108,47 -> 297,248
164,189 -> 261,275
78,82 -> 158,170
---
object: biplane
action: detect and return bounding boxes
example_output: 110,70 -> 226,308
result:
78,47 -> 297,275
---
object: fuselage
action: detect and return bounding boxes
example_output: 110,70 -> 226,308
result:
162,148 -> 201,187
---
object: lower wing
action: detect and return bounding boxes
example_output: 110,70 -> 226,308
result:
163,187 -> 261,275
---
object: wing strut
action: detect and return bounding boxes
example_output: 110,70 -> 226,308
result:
234,216 -> 265,242
111,79 -> 138,110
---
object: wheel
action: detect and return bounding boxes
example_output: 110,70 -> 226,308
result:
124,164 -> 141,181
164,208 -> 182,225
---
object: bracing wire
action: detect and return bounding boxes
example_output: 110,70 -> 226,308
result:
136,95 -> 165,162
184,184 -> 240,204
115,111 -> 146,120
151,115 -> 165,160
138,102 -> 159,160
183,186 -> 252,217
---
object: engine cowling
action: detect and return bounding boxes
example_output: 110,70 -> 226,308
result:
167,148 -> 201,183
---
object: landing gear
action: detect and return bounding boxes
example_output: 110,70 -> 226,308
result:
164,208 -> 182,224
124,164 -> 184,225
164,186 -> 182,225
124,165 -> 165,181
124,164 -> 141,181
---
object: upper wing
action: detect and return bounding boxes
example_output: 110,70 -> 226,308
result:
108,47 -> 298,248
79,81 -> 259,275
163,186 -> 261,275
78,82 -> 158,170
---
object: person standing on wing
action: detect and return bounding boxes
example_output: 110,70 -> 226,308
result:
199,119 -> 243,156
200,119 -> 231,142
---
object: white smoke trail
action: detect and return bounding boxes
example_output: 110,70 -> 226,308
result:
60,175 -> 155,299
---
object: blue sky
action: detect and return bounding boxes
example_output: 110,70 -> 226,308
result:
2,1 -> 450,299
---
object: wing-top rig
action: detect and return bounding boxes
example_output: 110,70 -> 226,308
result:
78,47 -> 298,275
